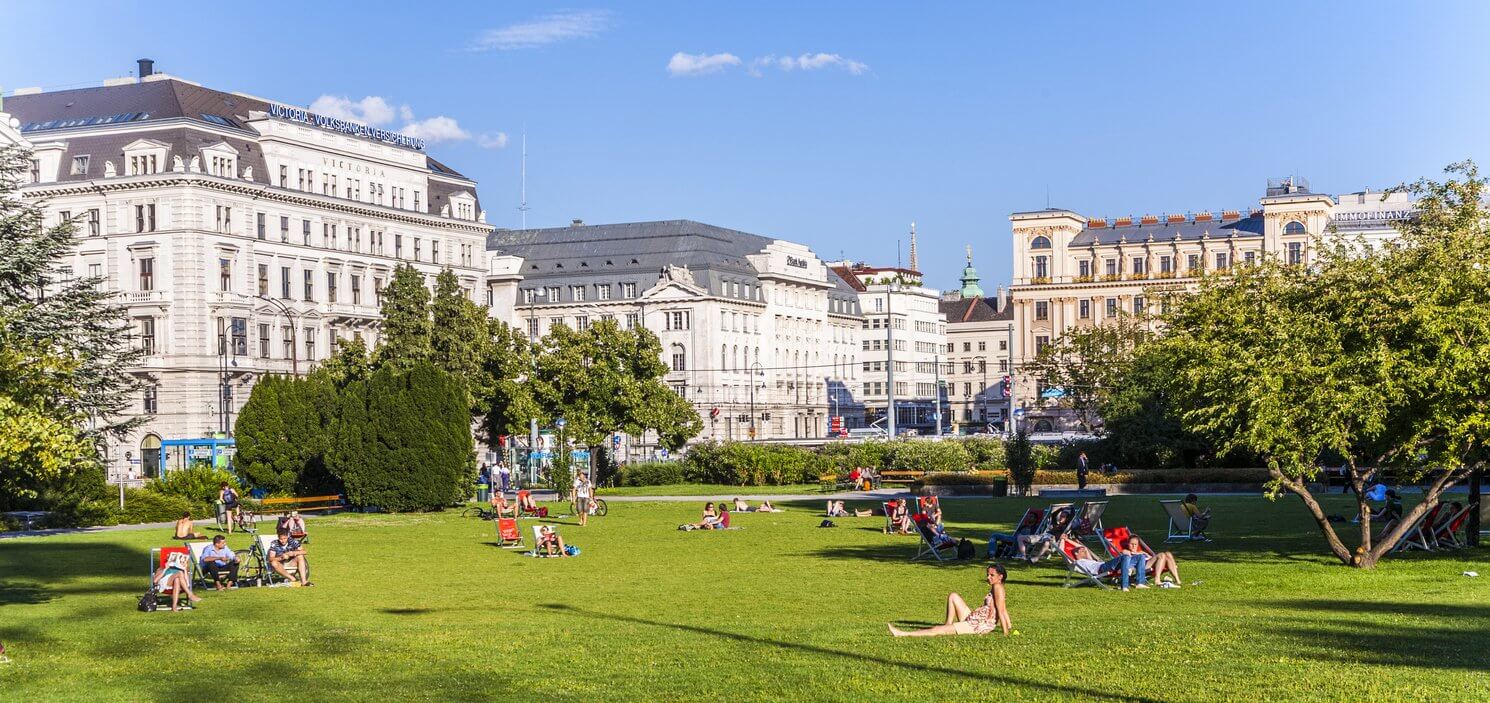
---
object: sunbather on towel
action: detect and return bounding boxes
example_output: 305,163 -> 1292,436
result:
889,564 -> 1013,637
173,511 -> 205,540
755,500 -> 782,513
733,497 -> 753,512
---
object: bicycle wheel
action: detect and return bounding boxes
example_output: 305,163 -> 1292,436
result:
238,511 -> 258,532
593,499 -> 607,517
235,549 -> 262,586
461,506 -> 486,519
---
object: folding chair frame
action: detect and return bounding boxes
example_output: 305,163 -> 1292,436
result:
1160,500 -> 1202,542
1058,539 -> 1116,589
911,520 -> 957,562
495,518 -> 525,549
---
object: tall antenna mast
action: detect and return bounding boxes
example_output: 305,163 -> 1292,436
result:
518,127 -> 529,231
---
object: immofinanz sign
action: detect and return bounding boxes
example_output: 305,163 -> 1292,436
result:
267,103 -> 426,151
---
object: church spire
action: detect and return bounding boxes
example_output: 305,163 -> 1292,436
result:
959,244 -> 984,298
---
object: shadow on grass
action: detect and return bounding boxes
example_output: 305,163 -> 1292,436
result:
0,541 -> 150,607
382,607 -> 436,615
538,603 -> 1161,702
1270,599 -> 1490,671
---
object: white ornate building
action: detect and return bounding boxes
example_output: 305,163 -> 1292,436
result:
486,220 -> 864,446
1007,177 -> 1411,432
5,61 -> 493,478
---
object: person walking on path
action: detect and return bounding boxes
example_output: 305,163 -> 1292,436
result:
1077,452 -> 1089,490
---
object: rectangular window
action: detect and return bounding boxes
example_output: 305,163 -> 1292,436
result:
219,259 -> 232,292
255,212 -> 266,239
135,204 -> 156,233
139,257 -> 155,291
1106,298 -> 1118,317
374,278 -> 385,305
230,317 -> 248,356
671,351 -> 687,371
1105,259 -> 1118,276
1079,299 -> 1091,319
1032,256 -> 1049,279
625,313 -> 639,329
1034,301 -> 1049,321
1215,252 -> 1229,270
1133,296 -> 1146,314
257,264 -> 269,296
1078,260 -> 1091,277
978,341 -> 986,352
575,315 -> 590,331
1187,254 -> 1200,271
327,272 -> 338,303
666,311 -> 689,330
1287,242 -> 1304,265
571,285 -> 586,302
282,326 -> 293,359
431,239 -> 440,264
281,267 -> 292,299
545,286 -> 561,301
258,323 -> 270,358
304,270 -> 314,301
413,238 -> 422,261
279,165 -> 288,187
1132,257 -> 1146,274
596,284 -> 611,301
1160,255 -> 1172,273
87,209 -> 100,236
1244,251 -> 1257,265
621,282 -> 637,298
137,317 -> 156,355
215,206 -> 232,233
1035,335 -> 1051,353
302,219 -> 311,246
528,317 -> 540,338
143,385 -> 158,415
394,234 -> 403,259
304,327 -> 316,362
350,276 -> 361,305
71,155 -> 90,175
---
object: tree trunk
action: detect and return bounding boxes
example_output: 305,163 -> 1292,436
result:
1271,467 -> 1355,566
1365,469 -> 1468,564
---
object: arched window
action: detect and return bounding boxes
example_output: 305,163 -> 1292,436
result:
1030,235 -> 1052,250
1283,221 -> 1306,235
671,344 -> 687,372
140,434 -> 162,479
1034,419 -> 1054,433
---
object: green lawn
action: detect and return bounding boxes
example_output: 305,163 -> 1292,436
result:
2,495 -> 1487,702
597,483 -> 825,496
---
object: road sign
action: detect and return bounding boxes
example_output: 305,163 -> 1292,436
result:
658,448 -> 669,459
612,435 -> 622,447
555,417 -> 567,429
1012,408 -> 1026,419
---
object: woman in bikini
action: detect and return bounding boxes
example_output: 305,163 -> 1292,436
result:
889,564 -> 1013,637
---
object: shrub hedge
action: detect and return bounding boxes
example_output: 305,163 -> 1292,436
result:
614,461 -> 686,487
912,467 -> 1274,487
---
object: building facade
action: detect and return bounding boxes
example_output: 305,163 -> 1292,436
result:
6,61 -> 492,478
939,250 -> 1014,434
830,262 -> 948,435
1007,177 -> 1410,432
486,220 -> 864,446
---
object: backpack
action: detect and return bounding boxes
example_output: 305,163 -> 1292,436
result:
137,588 -> 158,613
956,538 -> 976,560
818,519 -> 837,528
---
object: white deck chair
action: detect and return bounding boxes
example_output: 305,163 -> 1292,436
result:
185,540 -> 213,586
1161,500 -> 1201,542
1071,501 -> 1109,543
531,525 -> 564,557
256,534 -> 309,584
1390,503 -> 1445,553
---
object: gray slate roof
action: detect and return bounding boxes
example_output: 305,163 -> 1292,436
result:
1069,214 -> 1264,246
940,296 -> 1012,324
6,78 -> 478,214
489,219 -> 861,313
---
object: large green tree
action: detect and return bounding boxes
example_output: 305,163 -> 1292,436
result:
1161,162 -> 1490,567
374,264 -> 432,369
0,146 -> 141,508
233,374 -> 340,495
327,363 -> 473,511
1024,313 -> 1147,431
430,269 -> 488,400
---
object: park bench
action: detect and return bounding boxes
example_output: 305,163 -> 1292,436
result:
259,495 -> 346,517
879,471 -> 924,486
819,474 -> 856,492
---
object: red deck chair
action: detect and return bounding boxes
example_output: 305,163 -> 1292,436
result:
1430,503 -> 1474,549
149,546 -> 192,606
516,490 -> 548,518
1059,538 -> 1117,588
495,518 -> 524,549
1392,503 -> 1445,552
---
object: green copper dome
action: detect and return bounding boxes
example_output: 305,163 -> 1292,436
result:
959,245 -> 984,298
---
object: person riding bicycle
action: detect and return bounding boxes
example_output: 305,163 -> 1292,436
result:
219,482 -> 241,534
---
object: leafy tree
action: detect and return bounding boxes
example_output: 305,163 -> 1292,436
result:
1099,343 -> 1218,469
481,317 -> 540,442
1024,314 -> 1146,431
374,264 -> 432,370
528,319 -> 700,452
318,335 -> 371,390
430,269 -> 488,404
0,146 -> 140,508
1005,429 -> 1036,496
1161,162 -> 1490,567
327,363 -> 472,511
233,374 -> 339,495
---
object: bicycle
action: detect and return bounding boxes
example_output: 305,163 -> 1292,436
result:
461,505 -> 499,520
589,498 -> 608,518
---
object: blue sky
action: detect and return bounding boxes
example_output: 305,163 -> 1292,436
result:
5,1 -> 1490,289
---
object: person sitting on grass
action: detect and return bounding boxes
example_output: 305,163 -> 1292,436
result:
155,550 -> 202,612
277,511 -> 307,540
1125,535 -> 1182,587
268,529 -> 311,587
733,497 -> 753,513
173,511 -> 206,540
1063,535 -> 1147,591
755,500 -> 783,513
200,534 -> 240,590
827,500 -> 849,517
693,502 -> 721,529
888,564 -> 1013,637
537,525 -> 569,557
1182,494 -> 1212,540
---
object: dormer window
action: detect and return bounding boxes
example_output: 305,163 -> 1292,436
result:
199,142 -> 240,179
122,139 -> 170,176
129,154 -> 159,175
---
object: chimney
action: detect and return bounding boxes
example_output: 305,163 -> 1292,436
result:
997,285 -> 1007,312
570,219 -> 584,227
137,58 -> 155,78
1140,214 -> 1160,225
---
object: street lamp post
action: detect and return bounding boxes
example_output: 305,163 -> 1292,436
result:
526,288 -> 547,485
749,361 -> 763,440
885,281 -> 897,438
255,295 -> 300,376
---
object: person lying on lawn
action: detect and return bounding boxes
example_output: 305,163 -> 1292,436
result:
537,525 -> 569,557
734,497 -> 753,512
268,529 -> 312,587
889,564 -> 1013,637
754,500 -> 783,513
173,511 -> 206,540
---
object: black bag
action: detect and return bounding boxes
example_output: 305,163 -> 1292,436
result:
137,588 -> 158,613
956,538 -> 976,560
818,519 -> 837,528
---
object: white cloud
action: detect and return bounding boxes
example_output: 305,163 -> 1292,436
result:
666,51 -> 743,77
750,53 -> 870,76
478,132 -> 510,149
400,116 -> 471,143
472,10 -> 609,51
398,105 -> 415,122
309,95 -> 398,125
